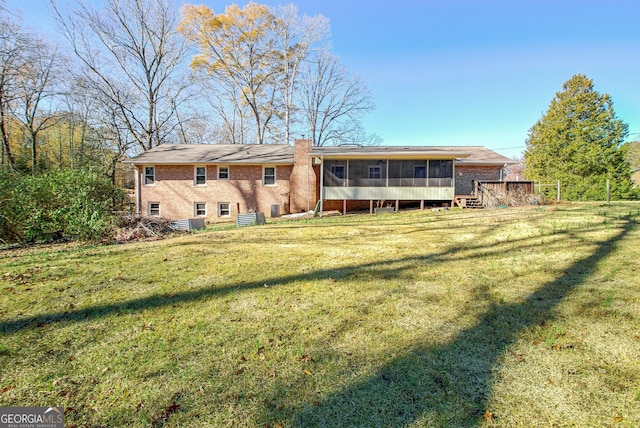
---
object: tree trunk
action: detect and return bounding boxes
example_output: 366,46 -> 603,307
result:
31,131 -> 37,175
0,89 -> 15,171
0,110 -> 15,171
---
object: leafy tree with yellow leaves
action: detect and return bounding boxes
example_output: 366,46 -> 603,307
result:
179,3 -> 282,145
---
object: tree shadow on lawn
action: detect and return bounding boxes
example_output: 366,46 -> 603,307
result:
0,218 -> 619,338
265,216 -> 636,427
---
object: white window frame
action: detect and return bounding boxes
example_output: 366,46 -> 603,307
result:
218,166 -> 229,180
194,166 -> 207,185
218,202 -> 231,218
148,202 -> 160,216
263,166 -> 276,186
144,166 -> 155,185
194,202 -> 207,217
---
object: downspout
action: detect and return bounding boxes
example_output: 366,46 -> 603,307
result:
307,155 -> 310,212
134,165 -> 142,217
319,155 -> 324,218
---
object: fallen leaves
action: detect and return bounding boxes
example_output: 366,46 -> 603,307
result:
551,343 -> 574,351
151,402 -> 181,428
0,385 -> 14,394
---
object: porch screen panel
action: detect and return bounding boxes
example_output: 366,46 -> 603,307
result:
388,160 -> 402,187
428,160 -> 453,187
387,160 -> 428,187
401,161 -> 414,187
324,160 -> 347,187
348,160 -> 386,187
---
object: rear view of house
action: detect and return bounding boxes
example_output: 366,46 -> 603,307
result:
127,140 -> 516,222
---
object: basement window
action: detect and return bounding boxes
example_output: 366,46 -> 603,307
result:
195,202 -> 206,217
218,202 -> 231,218
148,202 -> 160,216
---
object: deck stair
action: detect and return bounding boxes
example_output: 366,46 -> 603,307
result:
454,195 -> 484,209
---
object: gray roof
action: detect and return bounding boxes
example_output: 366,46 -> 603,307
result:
453,146 -> 516,165
126,143 -> 515,166
127,144 -> 294,165
310,145 -> 515,165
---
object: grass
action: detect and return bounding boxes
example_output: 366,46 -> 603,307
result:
1,203 -> 639,427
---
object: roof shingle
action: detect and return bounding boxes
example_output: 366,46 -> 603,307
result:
126,143 -> 515,166
127,144 -> 294,164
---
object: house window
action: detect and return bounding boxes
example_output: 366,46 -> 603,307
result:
148,202 -> 160,216
195,166 -> 206,185
218,166 -> 229,180
195,202 -> 206,217
414,165 -> 426,178
369,166 -> 381,179
218,202 -> 231,217
144,166 -> 155,185
331,165 -> 345,179
263,166 -> 276,186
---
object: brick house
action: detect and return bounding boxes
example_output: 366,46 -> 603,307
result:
127,139 -> 515,222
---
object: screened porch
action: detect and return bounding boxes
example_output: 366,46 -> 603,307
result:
323,159 -> 453,188
320,159 -> 456,201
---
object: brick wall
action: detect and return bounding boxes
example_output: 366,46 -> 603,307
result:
455,165 -> 502,195
289,139 -> 317,213
138,163 -> 292,222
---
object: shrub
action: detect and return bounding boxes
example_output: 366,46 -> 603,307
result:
0,170 -> 127,244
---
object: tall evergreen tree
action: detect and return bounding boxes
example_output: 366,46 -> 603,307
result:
524,74 -> 637,200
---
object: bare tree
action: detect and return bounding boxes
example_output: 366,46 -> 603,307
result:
174,113 -> 214,145
299,50 -> 374,146
199,76 -> 252,145
0,5 -> 27,171
67,67 -> 137,182
97,109 -> 134,184
274,4 -> 329,145
52,0 -> 190,152
10,35 -> 62,174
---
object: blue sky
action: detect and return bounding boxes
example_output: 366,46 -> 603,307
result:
9,0 -> 640,159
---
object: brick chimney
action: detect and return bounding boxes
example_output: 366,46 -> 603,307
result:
290,139 -> 317,212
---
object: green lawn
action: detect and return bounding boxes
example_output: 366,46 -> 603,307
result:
1,203 -> 639,427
